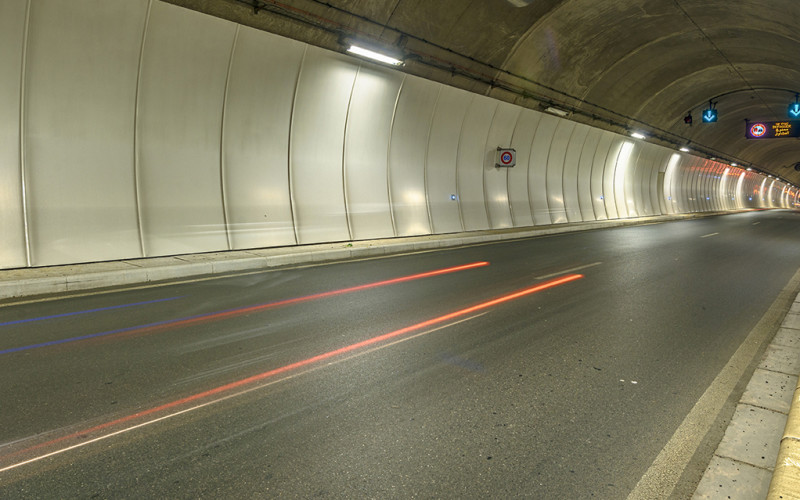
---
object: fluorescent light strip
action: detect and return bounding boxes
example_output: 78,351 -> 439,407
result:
347,45 -> 402,65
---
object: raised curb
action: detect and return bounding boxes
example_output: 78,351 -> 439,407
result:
768,295 -> 800,499
0,213 -> 717,301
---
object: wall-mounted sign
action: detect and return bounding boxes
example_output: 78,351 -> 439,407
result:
746,120 -> 800,139
496,148 -> 516,167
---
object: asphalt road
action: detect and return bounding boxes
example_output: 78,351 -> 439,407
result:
1,210 -> 799,499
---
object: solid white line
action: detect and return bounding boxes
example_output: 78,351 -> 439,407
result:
753,222 -> 761,225
700,232 -> 719,238
626,266 -> 800,499
536,262 -> 602,280
0,313 -> 487,473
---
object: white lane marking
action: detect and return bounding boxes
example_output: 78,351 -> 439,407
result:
753,222 -> 761,225
536,262 -> 602,280
700,232 -> 719,238
626,266 -> 800,499
0,312 -> 487,473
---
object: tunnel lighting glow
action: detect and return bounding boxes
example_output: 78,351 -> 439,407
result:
679,147 -> 690,152
731,162 -> 738,167
747,168 -> 753,171
3,274 -> 584,468
630,132 -> 646,139
347,45 -> 403,65
544,106 -> 570,117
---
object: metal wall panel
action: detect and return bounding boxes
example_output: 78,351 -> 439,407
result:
426,86 -> 470,234
507,110 -> 540,227
613,141 -> 636,218
388,76 -> 438,236
602,137 -> 625,219
344,64 -> 403,240
222,26 -> 303,249
562,123 -> 589,222
697,161 -> 710,211
577,127 -> 602,221
24,0 -> 147,266
0,0 -> 28,269
457,96 -> 496,231
483,102 -> 519,228
591,131 -> 615,220
652,150 -> 670,216
137,2 -> 234,256
633,145 -> 653,216
663,153 -> 681,214
529,114 -> 559,225
290,47 -> 357,244
675,156 -> 695,214
546,120 -> 576,224
689,159 -> 704,213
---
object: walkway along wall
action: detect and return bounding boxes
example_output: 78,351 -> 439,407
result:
1,0 -> 798,269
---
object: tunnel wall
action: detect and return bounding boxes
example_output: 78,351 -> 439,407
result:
1,0 -> 798,269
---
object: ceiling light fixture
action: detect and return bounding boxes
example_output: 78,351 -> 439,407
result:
544,106 -> 570,117
630,132 -> 646,140
347,45 -> 403,66
679,147 -> 690,152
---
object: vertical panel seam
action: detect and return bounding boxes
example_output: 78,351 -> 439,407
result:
571,126 -> 590,223
385,74 -> 405,238
506,108 -> 524,227
599,136 -> 617,220
423,86 -> 441,234
132,0 -> 153,258
481,102 -> 499,229
341,64 -> 360,242
525,113 -> 542,226
287,45 -> 308,245
219,25 -> 239,251
558,122 -> 578,223
18,0 -> 32,267
454,94 -> 474,232
540,120 -> 557,225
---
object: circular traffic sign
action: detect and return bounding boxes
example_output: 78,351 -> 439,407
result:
500,151 -> 513,165
750,123 -> 767,137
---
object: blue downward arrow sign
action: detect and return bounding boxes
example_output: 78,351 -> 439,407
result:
789,104 -> 800,118
704,110 -> 716,122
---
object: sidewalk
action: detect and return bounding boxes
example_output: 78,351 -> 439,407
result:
0,213 -> 709,302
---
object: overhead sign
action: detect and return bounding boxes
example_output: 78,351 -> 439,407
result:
789,103 -> 800,119
495,148 -> 516,167
702,109 -> 718,123
746,120 -> 800,139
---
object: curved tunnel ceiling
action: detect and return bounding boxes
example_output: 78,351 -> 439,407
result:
167,0 -> 800,185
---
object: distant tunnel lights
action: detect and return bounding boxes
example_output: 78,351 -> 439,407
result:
347,45 -> 403,65
630,132 -> 646,140
679,147 -> 690,152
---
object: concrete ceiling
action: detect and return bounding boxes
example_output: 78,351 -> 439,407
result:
166,0 -> 800,185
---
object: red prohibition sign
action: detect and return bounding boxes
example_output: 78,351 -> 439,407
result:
750,123 -> 767,137
500,152 -> 513,164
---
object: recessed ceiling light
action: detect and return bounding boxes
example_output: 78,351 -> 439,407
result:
347,45 -> 403,66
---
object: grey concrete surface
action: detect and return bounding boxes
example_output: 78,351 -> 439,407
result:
695,294 -> 800,500
2,210 -> 800,498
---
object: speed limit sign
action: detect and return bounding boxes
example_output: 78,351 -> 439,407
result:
495,148 -> 516,167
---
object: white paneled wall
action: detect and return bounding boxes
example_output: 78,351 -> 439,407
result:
0,0 -> 796,269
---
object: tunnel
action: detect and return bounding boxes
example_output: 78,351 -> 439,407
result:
1,1 -> 800,498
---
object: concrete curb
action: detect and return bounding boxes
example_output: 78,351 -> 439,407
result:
767,300 -> 800,500
0,213 -> 720,301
